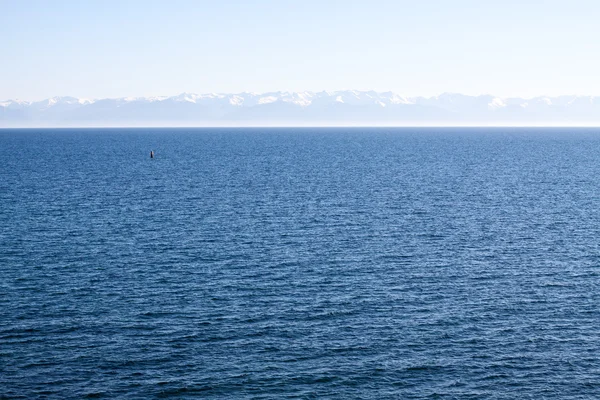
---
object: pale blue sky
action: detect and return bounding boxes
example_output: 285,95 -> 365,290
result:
1,0 -> 599,100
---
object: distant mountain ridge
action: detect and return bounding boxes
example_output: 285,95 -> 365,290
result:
3,91 -> 600,126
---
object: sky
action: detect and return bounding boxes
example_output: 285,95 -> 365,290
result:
1,0 -> 599,101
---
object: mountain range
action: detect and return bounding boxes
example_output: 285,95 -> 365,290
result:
3,91 -> 600,127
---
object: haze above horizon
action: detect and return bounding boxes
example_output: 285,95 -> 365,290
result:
2,0 -> 599,101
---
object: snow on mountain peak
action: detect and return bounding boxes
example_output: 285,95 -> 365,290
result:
488,97 -> 507,110
388,94 -> 413,105
258,96 -> 278,105
228,95 -> 244,106
281,92 -> 313,107
172,93 -> 199,103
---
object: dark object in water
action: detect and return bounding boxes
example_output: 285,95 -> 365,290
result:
150,150 -> 154,159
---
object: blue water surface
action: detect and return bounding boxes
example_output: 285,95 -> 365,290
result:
1,128 -> 599,399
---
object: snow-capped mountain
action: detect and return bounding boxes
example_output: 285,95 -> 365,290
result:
3,91 -> 600,126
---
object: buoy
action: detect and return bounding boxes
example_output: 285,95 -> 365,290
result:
150,150 -> 154,159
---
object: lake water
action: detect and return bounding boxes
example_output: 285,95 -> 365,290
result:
1,128 -> 599,399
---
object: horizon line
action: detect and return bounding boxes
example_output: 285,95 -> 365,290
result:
5,124 -> 600,129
